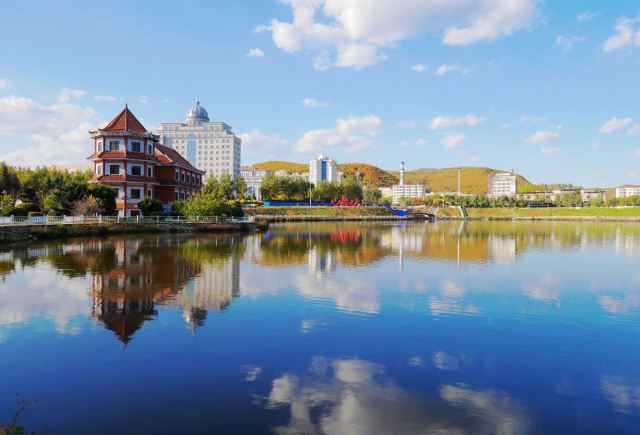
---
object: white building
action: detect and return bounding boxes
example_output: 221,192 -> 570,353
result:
160,100 -> 241,182
488,172 -> 517,198
309,154 -> 340,186
392,161 -> 425,204
616,185 -> 640,198
240,166 -> 272,200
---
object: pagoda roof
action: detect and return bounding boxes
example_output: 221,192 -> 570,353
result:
101,105 -> 149,135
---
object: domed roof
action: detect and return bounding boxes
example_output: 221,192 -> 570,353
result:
185,100 -> 209,124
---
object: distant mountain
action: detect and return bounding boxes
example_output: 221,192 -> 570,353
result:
251,161 -> 535,193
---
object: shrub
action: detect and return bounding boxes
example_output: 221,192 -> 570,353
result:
72,196 -> 104,216
137,197 -> 165,215
1,206 -> 28,217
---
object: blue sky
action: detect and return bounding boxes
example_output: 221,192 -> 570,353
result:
0,0 -> 639,187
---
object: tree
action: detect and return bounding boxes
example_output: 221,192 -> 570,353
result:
0,162 -> 20,197
362,187 -> 381,204
235,176 -> 247,200
72,196 -> 104,216
87,184 -> 117,215
182,193 -> 232,217
340,176 -> 363,201
137,197 -> 165,215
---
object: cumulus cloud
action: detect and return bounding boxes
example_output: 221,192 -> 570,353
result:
429,114 -> 484,130
58,87 -> 86,103
258,0 -> 539,70
245,48 -> 265,58
435,63 -> 467,75
0,78 -> 11,89
541,147 -> 562,157
396,119 -> 416,129
599,117 -> 633,133
302,98 -> 330,107
239,129 -> 289,158
295,115 -> 382,153
415,137 -> 428,146
440,133 -> 466,149
523,130 -> 559,144
602,17 -> 640,53
627,124 -> 640,136
411,63 -> 427,73
0,94 -> 98,166
555,34 -> 586,52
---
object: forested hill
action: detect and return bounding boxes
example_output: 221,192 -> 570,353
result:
251,161 -> 534,194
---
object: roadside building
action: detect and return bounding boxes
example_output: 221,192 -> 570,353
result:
580,189 -> 607,202
392,161 -> 425,204
159,100 -> 241,182
240,166 -> 272,200
616,185 -> 640,198
88,106 -> 204,216
488,172 -> 517,198
309,154 -> 341,185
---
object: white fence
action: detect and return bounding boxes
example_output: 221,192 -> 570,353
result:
0,215 -> 253,226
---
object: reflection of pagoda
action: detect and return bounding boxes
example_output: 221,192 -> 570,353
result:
90,239 -> 200,344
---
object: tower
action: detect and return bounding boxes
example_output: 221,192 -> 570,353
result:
400,161 -> 405,186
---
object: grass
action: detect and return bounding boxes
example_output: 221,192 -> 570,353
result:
440,207 -> 640,219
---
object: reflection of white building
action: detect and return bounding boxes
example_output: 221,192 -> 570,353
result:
160,101 -> 241,182
240,166 -> 272,200
308,247 -> 336,275
488,236 -> 517,265
488,172 -> 517,198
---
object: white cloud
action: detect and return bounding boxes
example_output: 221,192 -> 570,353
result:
415,137 -> 428,146
238,129 -> 289,158
440,133 -> 466,149
555,34 -> 586,52
302,98 -> 330,107
602,17 -> 640,53
577,10 -> 599,22
411,63 -> 427,73
632,149 -> 640,157
523,130 -> 559,144
435,64 -> 467,75
541,147 -> 562,157
0,78 -> 11,89
296,115 -> 382,153
430,114 -> 484,130
599,117 -> 633,133
58,87 -> 86,103
245,48 -> 265,58
93,94 -> 118,102
396,119 -> 416,129
258,0 -> 539,70
519,115 -> 547,124
0,94 -> 98,166
626,124 -> 640,136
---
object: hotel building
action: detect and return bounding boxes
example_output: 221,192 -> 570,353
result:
159,101 -> 241,182
88,106 -> 204,216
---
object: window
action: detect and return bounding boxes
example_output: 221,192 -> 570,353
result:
175,170 -> 179,181
175,192 -> 179,200
147,189 -> 152,197
130,189 -> 142,199
181,172 -> 185,182
97,141 -> 103,152
147,167 -> 152,177
112,187 -> 121,198
131,141 -> 142,152
109,141 -> 120,151
131,166 -> 142,176
148,144 -> 153,154
108,165 -> 120,175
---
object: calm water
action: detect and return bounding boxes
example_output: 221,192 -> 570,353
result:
1,221 -> 639,434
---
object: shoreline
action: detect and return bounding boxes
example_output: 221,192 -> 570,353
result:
0,220 -> 269,244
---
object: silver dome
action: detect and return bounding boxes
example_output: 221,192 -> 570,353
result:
185,100 -> 209,124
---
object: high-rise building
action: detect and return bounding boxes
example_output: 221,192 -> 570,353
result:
309,154 -> 341,186
159,101 -> 241,182
488,172 -> 517,198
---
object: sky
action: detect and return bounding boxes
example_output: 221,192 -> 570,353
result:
0,0 -> 639,187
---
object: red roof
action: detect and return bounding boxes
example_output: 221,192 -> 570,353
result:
155,144 -> 204,173
101,105 -> 148,135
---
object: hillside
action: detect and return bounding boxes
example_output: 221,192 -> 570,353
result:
253,161 -> 308,173
398,167 -> 534,195
252,161 -> 534,194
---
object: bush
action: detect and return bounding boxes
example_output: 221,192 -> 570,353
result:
72,196 -> 104,216
1,206 -> 28,217
182,193 -> 234,217
171,200 -> 186,217
137,197 -> 165,215
18,202 -> 40,213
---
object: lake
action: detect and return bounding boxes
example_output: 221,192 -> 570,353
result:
1,221 -> 639,434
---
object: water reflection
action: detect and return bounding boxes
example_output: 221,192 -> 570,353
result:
265,356 -> 531,435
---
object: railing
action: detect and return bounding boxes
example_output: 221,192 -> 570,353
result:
0,215 -> 254,226
252,214 -> 408,220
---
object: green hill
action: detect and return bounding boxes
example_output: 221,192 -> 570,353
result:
252,161 -> 534,194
